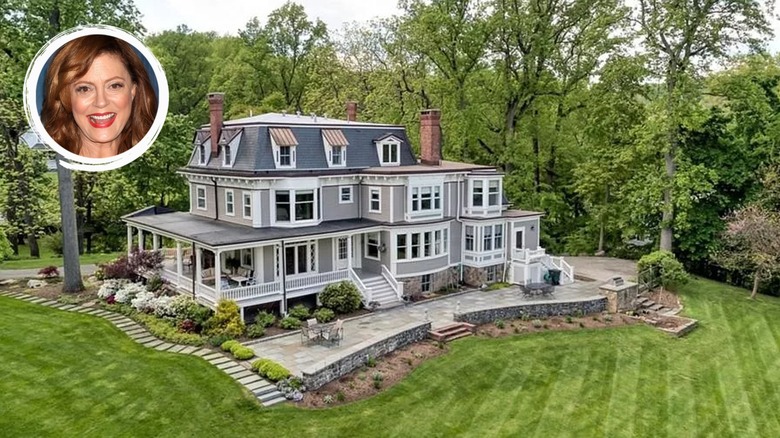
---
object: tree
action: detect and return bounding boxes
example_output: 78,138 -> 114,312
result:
714,205 -> 780,299
634,0 -> 773,252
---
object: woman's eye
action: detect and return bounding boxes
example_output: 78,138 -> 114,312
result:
110,82 -> 124,90
75,85 -> 91,93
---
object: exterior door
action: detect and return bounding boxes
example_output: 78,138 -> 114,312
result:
515,229 -> 525,249
335,237 -> 349,270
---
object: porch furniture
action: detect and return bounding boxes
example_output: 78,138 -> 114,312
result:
202,268 -> 215,282
229,274 -> 249,287
323,319 -> 344,346
182,250 -> 193,270
306,318 -> 318,328
519,282 -> 554,298
300,325 -> 322,345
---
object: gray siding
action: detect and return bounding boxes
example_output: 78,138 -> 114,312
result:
190,183 -> 215,219
396,254 -> 449,276
216,187 -> 252,226
318,238 -> 333,272
444,181 -> 459,217
260,190 -> 271,226
512,218 -> 540,250
361,186 -> 393,222
322,185 -> 359,221
450,221 -> 462,264
263,245 -> 275,282
392,185 -> 405,222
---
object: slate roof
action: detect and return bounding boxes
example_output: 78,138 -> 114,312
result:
186,113 -> 417,173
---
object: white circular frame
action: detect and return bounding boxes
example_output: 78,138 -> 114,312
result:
23,25 -> 169,172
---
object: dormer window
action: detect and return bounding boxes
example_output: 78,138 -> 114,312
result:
218,128 -> 242,168
323,129 -> 348,168
222,145 -> 231,166
198,144 -> 206,164
374,134 -> 402,166
194,130 -> 211,165
270,127 -> 298,168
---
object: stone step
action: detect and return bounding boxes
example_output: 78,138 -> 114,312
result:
253,385 -> 279,397
636,297 -> 649,305
261,395 -> 287,406
649,303 -> 664,312
428,322 -> 475,342
641,300 -> 656,308
246,380 -> 273,392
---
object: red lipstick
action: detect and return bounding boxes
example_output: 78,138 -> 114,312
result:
87,112 -> 117,128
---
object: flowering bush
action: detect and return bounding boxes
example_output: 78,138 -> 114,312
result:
131,291 -> 157,312
38,266 -> 60,278
115,282 -> 147,304
98,279 -> 128,299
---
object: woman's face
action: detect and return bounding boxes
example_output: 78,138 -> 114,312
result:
70,53 -> 136,157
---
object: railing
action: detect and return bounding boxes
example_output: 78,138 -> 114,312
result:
549,256 -> 574,285
349,269 -> 372,305
286,270 -> 349,292
222,281 -> 282,302
195,283 -> 217,306
512,247 -> 547,263
161,268 -> 190,290
381,265 -> 404,300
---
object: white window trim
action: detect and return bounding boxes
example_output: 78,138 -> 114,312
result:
283,240 -> 318,278
198,143 -> 209,165
393,225 -> 450,263
240,248 -> 253,268
365,232 -> 381,261
196,185 -> 207,211
466,177 -> 503,216
375,137 -> 402,166
369,187 -> 381,213
242,191 -> 252,219
222,144 -> 232,167
272,188 -> 320,226
339,186 -> 353,204
225,189 -> 235,216
271,135 -> 296,168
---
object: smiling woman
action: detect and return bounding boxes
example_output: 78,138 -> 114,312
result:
41,35 -> 157,158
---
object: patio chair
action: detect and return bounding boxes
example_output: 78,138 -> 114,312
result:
323,319 -> 344,346
306,318 -> 319,328
300,325 -> 322,345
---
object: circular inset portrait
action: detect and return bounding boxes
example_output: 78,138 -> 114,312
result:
24,25 -> 168,171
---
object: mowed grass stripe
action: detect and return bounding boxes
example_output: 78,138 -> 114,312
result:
602,334 -> 644,438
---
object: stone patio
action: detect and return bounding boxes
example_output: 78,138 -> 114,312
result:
246,280 -> 603,376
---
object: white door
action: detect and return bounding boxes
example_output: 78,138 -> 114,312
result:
335,237 -> 349,270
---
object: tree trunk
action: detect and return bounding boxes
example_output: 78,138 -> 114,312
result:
660,68 -> 678,252
751,270 -> 760,299
27,233 -> 40,258
57,158 -> 83,293
532,106 -> 541,193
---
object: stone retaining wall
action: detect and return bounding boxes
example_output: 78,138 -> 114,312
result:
453,297 -> 607,325
300,321 -> 432,390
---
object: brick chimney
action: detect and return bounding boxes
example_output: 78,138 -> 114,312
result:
346,101 -> 357,122
420,109 -> 442,166
208,92 -> 224,155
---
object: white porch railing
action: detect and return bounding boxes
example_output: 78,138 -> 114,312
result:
349,269 -> 372,304
512,247 -> 547,264
222,281 -> 282,301
195,283 -> 217,305
286,270 -> 349,292
161,268 -> 190,290
381,265 -> 403,300
549,256 -> 574,285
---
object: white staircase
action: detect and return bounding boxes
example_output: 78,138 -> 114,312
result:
362,275 -> 404,309
541,255 -> 575,285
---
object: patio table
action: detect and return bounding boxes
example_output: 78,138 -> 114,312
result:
229,275 -> 249,287
519,282 -> 555,298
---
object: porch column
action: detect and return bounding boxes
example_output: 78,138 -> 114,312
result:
240,306 -> 245,322
347,235 -> 353,269
152,234 -> 159,251
215,249 -> 222,300
175,241 -> 183,285
138,229 -> 144,251
195,248 -> 203,284
126,226 -> 133,255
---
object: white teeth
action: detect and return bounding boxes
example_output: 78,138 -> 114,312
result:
89,113 -> 115,121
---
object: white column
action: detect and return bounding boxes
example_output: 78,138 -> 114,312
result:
347,235 -> 353,269
214,249 -> 222,300
176,241 -> 183,285
138,229 -> 144,251
127,226 -> 133,255
195,248 -> 203,284
152,234 -> 159,251
240,306 -> 245,322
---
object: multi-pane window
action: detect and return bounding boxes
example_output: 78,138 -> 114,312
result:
331,146 -> 344,165
369,188 -> 381,212
411,233 -> 420,258
241,248 -> 253,267
276,191 -> 291,221
434,230 -> 442,255
243,192 -> 252,218
339,186 -> 353,203
285,241 -> 315,276
494,224 -> 504,249
338,237 -> 348,261
225,190 -> 235,215
472,181 -> 483,206
486,265 -> 497,283
295,191 -> 314,221
382,142 -> 398,164
396,234 -> 407,260
276,190 -> 318,223
198,144 -> 206,164
279,146 -> 292,166
488,180 -> 500,206
396,228 -> 449,261
421,274 -> 431,293
196,186 -> 207,210
483,225 -> 493,251
411,185 -> 442,212
366,232 -> 380,259
465,225 -> 474,251
223,145 -> 231,166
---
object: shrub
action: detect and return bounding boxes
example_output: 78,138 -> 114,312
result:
604,314 -> 614,323
372,372 -> 384,389
254,311 -> 276,328
246,323 -> 265,338
313,307 -> 335,323
638,250 -> 689,291
98,279 -> 128,299
486,282 -> 510,291
366,356 -> 377,368
252,359 -> 291,381
38,266 -> 60,278
232,346 -> 255,360
277,378 -> 305,401
169,295 -> 212,328
117,282 -> 148,305
323,394 -> 334,404
336,390 -> 346,402
39,232 -> 63,256
280,316 -> 302,330
288,304 -> 311,320
146,274 -> 165,292
100,248 -> 164,281
178,319 -> 196,333
221,340 -> 240,352
532,319 -> 543,328
319,281 -> 363,314
0,230 -> 14,262
132,313 -> 205,346
565,316 -> 573,324
495,319 -> 505,329
208,334 -> 232,347
205,299 -> 245,338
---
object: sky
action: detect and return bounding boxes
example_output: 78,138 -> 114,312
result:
134,0 -> 780,52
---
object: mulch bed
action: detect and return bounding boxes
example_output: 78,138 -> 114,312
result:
299,341 -> 447,408
645,289 -> 681,310
476,313 -> 640,338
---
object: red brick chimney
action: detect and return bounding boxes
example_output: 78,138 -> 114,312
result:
208,92 -> 224,155
346,101 -> 357,122
420,109 -> 442,166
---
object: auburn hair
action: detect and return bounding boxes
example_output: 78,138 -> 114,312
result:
41,35 -> 157,156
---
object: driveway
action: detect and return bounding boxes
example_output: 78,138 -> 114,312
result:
0,264 -> 98,280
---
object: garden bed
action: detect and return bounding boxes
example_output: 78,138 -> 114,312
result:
299,341 -> 446,408
643,315 -> 698,337
476,312 -> 640,338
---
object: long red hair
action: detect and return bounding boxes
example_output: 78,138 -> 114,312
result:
41,35 -> 157,155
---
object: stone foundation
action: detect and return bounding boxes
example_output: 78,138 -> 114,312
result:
401,267 -> 459,298
300,321 -> 431,389
453,297 -> 607,325
599,282 -> 638,313
463,264 -> 505,287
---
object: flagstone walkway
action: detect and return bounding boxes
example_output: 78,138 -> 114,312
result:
0,288 -> 286,407
247,281 -> 603,377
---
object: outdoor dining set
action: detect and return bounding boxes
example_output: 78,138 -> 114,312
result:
301,319 -> 344,346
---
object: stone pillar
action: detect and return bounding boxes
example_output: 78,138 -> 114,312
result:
599,279 -> 638,313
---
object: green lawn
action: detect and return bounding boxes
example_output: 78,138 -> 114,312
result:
0,244 -> 121,269
2,278 -> 780,437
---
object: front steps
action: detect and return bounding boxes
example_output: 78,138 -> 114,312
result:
362,276 -> 403,309
428,323 -> 476,342
637,296 -> 670,314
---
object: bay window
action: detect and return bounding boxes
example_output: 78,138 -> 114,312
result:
275,189 -> 319,224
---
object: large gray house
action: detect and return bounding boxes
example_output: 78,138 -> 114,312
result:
123,93 -> 573,318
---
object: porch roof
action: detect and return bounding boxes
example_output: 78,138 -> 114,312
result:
123,209 -> 380,248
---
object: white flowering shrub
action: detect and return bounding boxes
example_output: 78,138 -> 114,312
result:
97,279 -> 128,299
131,291 -> 157,312
153,295 -> 176,318
115,282 -> 147,304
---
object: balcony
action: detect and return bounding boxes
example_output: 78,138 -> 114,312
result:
512,247 -> 547,264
